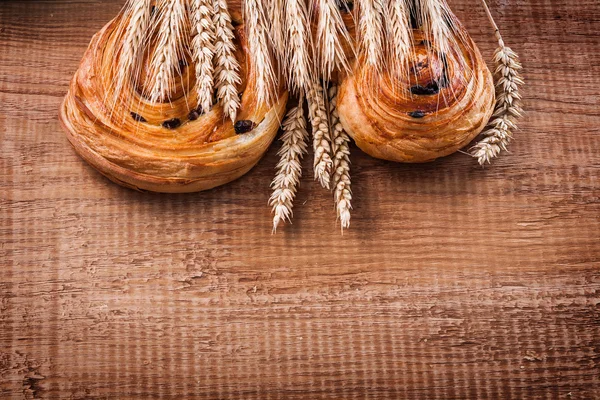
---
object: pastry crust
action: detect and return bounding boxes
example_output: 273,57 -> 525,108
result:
337,31 -> 495,163
60,17 -> 287,193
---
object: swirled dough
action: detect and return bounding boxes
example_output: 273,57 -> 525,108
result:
60,17 -> 287,192
337,31 -> 494,163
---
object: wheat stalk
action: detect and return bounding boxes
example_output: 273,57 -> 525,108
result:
328,85 -> 352,232
191,0 -> 216,113
307,82 -> 333,189
148,0 -> 188,103
316,0 -> 353,80
470,0 -> 524,165
358,0 -> 385,67
212,0 -> 241,121
284,0 -> 312,94
267,0 -> 286,72
385,0 -> 413,81
114,0 -> 152,103
245,0 -> 276,106
417,0 -> 454,57
418,0 -> 474,82
270,98 -> 309,233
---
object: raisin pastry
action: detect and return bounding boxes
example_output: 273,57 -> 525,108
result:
336,13 -> 495,163
60,3 -> 287,193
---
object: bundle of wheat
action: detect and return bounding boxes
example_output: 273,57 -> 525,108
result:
61,0 -> 523,232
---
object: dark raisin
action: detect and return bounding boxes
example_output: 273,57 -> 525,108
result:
408,110 -> 427,119
234,120 -> 257,134
188,110 -> 200,121
420,40 -> 431,47
189,105 -> 205,121
410,82 -> 440,95
162,118 -> 182,129
130,112 -> 146,123
178,59 -> 188,69
151,5 -> 156,15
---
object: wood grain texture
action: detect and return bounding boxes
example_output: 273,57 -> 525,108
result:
1,0 -> 599,398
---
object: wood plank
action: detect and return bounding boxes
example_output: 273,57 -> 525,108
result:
1,0 -> 599,398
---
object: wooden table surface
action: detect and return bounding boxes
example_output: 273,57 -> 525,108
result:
1,0 -> 599,398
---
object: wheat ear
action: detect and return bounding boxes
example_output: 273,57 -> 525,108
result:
316,0 -> 353,80
267,0 -> 286,71
213,0 -> 241,122
245,0 -> 276,106
358,0 -> 385,67
418,0 -> 453,57
114,0 -> 152,103
307,82 -> 333,190
417,0 -> 472,81
148,0 -> 188,103
284,0 -> 312,94
270,98 -> 310,233
191,0 -> 216,113
328,85 -> 352,232
386,0 -> 413,81
470,0 -> 524,165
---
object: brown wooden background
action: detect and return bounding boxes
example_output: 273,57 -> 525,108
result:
1,0 -> 599,398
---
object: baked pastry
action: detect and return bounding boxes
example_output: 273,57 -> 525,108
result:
60,3 -> 287,193
59,0 -> 521,231
336,27 -> 495,163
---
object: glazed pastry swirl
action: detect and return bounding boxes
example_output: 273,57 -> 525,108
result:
337,31 -> 495,163
60,15 -> 287,193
